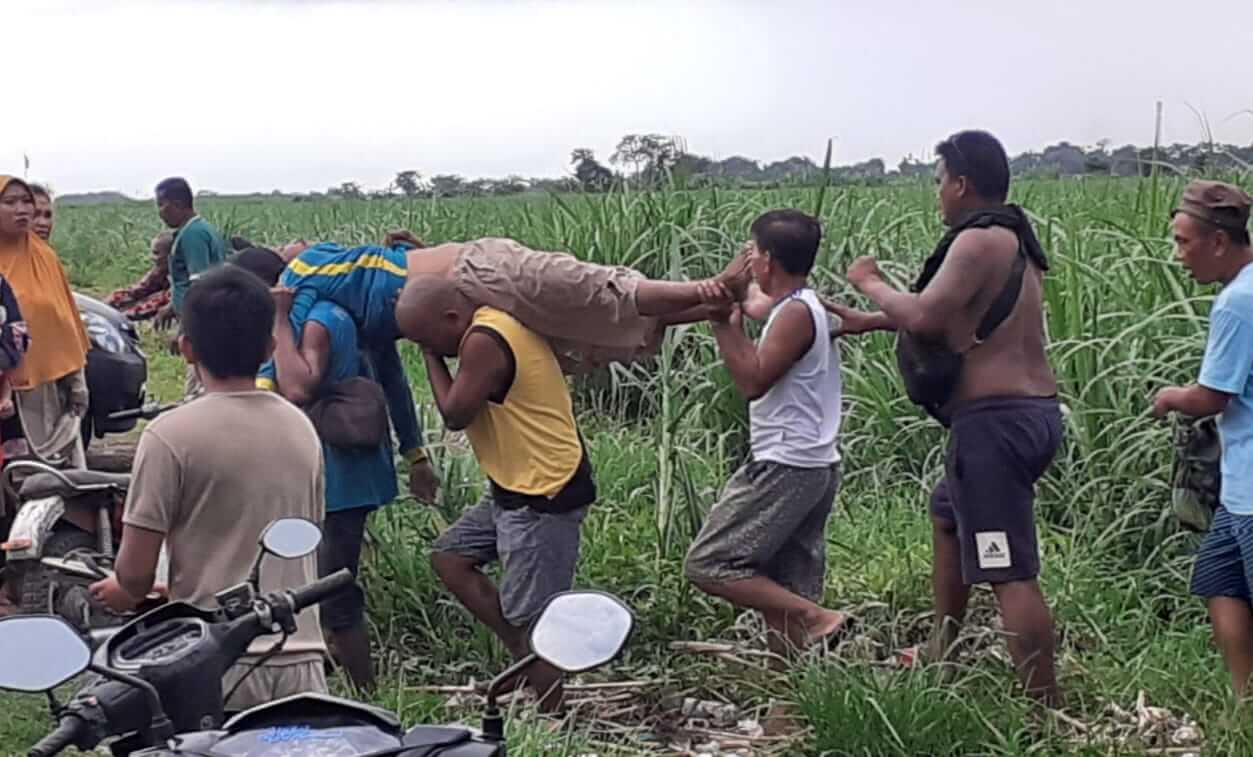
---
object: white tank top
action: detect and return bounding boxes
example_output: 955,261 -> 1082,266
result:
749,288 -> 842,467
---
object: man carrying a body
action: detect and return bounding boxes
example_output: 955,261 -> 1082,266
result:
274,230 -> 750,374
395,275 -> 598,712
233,246 -> 402,693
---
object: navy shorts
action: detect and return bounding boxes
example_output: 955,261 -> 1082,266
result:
930,396 -> 1063,585
1191,507 -> 1253,601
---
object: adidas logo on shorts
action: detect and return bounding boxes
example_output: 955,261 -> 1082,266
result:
975,531 -> 1012,569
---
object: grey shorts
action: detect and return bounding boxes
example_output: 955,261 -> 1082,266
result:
222,659 -> 328,713
432,493 -> 587,626
685,460 -> 841,601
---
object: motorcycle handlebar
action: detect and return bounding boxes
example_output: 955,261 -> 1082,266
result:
287,569 -> 353,613
28,715 -> 86,757
107,403 -> 178,422
25,571 -> 354,755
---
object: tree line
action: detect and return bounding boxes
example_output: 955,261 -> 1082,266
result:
51,131 -> 1253,206
327,133 -> 1250,200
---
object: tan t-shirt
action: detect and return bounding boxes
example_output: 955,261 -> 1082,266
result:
123,391 -> 327,664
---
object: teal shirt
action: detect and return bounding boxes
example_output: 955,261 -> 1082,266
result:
303,301 -> 399,512
169,216 -> 228,313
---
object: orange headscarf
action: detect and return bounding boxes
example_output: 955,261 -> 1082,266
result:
0,176 -> 89,390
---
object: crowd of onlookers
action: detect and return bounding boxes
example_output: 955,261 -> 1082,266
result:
2,129 -> 1252,719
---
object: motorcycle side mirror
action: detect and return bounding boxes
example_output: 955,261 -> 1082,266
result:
249,518 -> 322,591
260,518 -> 322,559
482,591 -> 634,742
0,615 -> 91,692
528,591 -> 635,673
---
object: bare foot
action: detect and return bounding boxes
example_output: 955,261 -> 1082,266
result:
714,249 -> 753,301
805,609 -> 852,647
894,645 -> 921,668
524,661 -> 565,714
762,701 -> 805,738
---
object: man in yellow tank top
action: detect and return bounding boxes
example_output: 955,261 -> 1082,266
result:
395,276 -> 596,712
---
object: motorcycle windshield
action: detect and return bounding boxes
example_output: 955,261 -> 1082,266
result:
208,724 -> 399,755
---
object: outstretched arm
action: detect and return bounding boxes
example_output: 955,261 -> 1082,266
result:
825,301 -> 896,335
384,229 -> 426,249
371,340 -> 424,460
848,231 -> 990,337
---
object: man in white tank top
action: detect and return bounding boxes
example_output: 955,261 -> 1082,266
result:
685,210 -> 848,656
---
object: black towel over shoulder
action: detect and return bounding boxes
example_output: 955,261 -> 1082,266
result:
912,204 -> 1049,293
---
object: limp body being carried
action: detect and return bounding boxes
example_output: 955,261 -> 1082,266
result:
274,231 -> 751,373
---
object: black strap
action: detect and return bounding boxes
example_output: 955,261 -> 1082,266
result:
972,243 -> 1027,344
491,437 -> 596,514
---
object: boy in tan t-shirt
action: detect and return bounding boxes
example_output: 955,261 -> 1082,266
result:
91,266 -> 329,711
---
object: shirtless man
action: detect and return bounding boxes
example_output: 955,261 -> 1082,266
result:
274,233 -> 747,374
835,130 -> 1063,706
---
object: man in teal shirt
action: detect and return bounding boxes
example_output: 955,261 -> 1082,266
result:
154,177 -> 228,397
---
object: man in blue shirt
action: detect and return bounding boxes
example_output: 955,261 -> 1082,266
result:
1153,179 -> 1253,698
231,248 -> 403,693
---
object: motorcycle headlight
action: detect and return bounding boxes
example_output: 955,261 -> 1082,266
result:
81,311 -> 128,354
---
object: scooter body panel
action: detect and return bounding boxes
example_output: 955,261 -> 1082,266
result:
129,694 -> 504,756
1,495 -> 65,560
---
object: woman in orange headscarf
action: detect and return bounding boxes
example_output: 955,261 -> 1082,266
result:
0,176 -> 91,467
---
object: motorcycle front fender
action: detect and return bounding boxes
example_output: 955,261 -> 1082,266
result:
0,495 -> 65,561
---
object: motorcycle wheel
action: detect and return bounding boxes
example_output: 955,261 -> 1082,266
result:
16,528 -> 127,630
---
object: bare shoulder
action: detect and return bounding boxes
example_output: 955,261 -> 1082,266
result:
776,298 -> 814,325
950,226 -> 1018,258
940,228 -> 1017,284
764,299 -> 816,350
458,327 -> 512,374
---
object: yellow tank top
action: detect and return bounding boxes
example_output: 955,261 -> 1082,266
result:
462,307 -> 582,497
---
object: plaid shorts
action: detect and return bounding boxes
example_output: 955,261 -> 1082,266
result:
1191,507 -> 1253,601
685,460 -> 840,601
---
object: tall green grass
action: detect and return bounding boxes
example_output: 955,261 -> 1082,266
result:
30,173 -> 1253,754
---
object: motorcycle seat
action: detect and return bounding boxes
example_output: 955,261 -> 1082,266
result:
19,470 -> 132,499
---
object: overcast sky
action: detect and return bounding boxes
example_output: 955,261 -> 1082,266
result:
3,0 -> 1251,196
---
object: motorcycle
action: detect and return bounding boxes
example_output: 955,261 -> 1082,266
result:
1,403 -> 178,630
0,517 -> 636,757
74,292 -> 150,451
